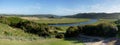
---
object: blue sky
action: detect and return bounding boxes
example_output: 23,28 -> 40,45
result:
0,0 -> 120,15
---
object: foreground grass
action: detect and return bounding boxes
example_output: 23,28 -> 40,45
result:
0,38 -> 84,45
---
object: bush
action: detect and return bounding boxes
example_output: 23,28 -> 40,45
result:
0,17 -> 59,37
114,19 -> 120,24
82,25 -> 97,36
65,23 -> 118,37
55,33 -> 64,39
117,24 -> 120,32
117,24 -> 120,37
65,26 -> 79,37
0,17 -> 24,25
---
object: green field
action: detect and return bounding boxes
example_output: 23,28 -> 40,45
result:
90,19 -> 117,25
20,17 -> 90,24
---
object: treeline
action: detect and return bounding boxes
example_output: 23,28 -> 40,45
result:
64,13 -> 120,19
0,17 -> 61,38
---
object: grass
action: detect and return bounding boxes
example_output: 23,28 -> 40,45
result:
0,38 -> 84,45
0,23 -> 39,38
1,17 -> 117,45
57,26 -> 69,31
91,19 -> 117,25
21,17 -> 90,24
0,23 -> 84,45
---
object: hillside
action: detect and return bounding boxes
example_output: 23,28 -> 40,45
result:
64,13 -> 120,19
0,23 -> 40,39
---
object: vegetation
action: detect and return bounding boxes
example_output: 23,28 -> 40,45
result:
114,19 -> 120,38
0,16 -> 119,45
93,19 -> 116,25
21,17 -> 90,24
64,13 -> 120,19
55,33 -> 64,39
0,17 -> 61,38
0,23 -> 39,38
1,13 -> 120,19
0,17 -> 84,45
65,23 -> 118,37
0,38 -> 84,45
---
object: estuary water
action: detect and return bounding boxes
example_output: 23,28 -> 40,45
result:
49,19 -> 98,26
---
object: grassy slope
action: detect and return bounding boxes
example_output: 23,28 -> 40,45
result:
0,23 -> 84,45
0,23 -> 40,38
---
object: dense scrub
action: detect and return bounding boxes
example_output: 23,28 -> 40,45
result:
0,23 -> 40,38
115,19 -> 120,37
0,17 -> 60,37
65,23 -> 118,37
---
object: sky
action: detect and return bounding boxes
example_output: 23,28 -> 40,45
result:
0,0 -> 120,15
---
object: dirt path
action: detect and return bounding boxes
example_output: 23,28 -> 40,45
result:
85,38 -> 120,45
78,35 -> 120,45
83,39 -> 117,45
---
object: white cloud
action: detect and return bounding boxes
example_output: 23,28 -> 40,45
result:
89,4 -> 120,13
50,6 -> 89,15
1,0 -> 120,15
51,3 -> 120,15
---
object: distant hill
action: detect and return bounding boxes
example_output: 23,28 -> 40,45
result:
0,14 -> 61,18
64,13 -> 120,19
1,13 -> 120,19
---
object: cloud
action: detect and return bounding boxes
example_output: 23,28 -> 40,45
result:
89,4 -> 120,13
51,2 -> 120,15
1,0 -> 120,15
50,6 -> 89,15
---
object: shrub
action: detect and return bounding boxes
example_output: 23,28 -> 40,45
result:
65,26 -> 79,37
114,19 -> 120,24
0,17 -> 59,37
117,24 -> 120,37
82,25 -> 97,36
65,23 -> 118,37
55,33 -> 64,39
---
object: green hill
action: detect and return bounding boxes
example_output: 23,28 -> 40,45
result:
64,13 -> 120,19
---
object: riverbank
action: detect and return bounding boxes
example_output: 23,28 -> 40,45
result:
49,19 -> 98,26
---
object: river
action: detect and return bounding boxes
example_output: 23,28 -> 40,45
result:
49,19 -> 98,26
